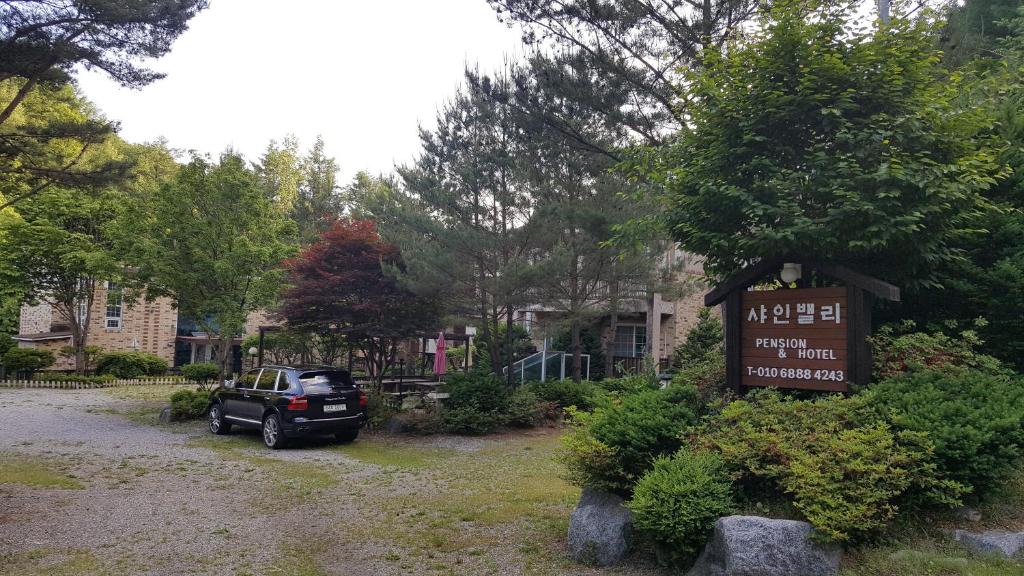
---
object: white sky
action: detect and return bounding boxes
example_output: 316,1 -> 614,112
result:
75,0 -> 525,182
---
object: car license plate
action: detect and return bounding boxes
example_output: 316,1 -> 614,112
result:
324,404 -> 346,413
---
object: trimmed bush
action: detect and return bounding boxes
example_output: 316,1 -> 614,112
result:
700,391 -> 964,543
2,347 -> 55,373
393,406 -> 444,435
563,386 -> 699,495
528,379 -> 600,411
169,389 -> 210,421
505,387 -> 543,427
441,372 -> 509,413
596,374 -> 658,395
629,448 -> 735,567
869,367 -> 1024,495
95,351 -> 167,378
181,363 -> 219,383
442,405 -> 502,435
33,373 -> 114,384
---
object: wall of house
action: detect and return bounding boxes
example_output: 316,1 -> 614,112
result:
244,309 -> 276,336
17,337 -> 74,370
19,302 -> 53,333
83,285 -> 179,365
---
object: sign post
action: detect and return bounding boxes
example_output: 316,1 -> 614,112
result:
704,259 -> 900,393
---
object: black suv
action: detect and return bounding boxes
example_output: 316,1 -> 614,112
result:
207,366 -> 367,449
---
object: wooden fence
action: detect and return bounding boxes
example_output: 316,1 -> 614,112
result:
0,377 -> 188,390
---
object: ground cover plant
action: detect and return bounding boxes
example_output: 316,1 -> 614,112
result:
562,385 -> 700,495
628,448 -> 734,568
698,391 -> 964,544
868,366 -> 1024,495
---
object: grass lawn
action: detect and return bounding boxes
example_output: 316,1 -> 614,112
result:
0,453 -> 83,489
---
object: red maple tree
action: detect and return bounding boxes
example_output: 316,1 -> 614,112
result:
278,219 -> 442,387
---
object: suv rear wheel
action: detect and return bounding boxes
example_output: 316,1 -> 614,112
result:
262,413 -> 287,449
208,403 -> 231,435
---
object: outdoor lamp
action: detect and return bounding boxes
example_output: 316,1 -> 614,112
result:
780,262 -> 802,284
248,346 -> 258,356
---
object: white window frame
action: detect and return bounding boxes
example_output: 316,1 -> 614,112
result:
105,281 -> 123,329
612,324 -> 647,358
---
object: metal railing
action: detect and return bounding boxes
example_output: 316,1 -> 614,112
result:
504,350 -> 591,384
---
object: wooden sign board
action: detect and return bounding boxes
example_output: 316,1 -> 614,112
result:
741,286 -> 848,392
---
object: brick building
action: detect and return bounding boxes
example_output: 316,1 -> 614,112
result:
13,283 -> 267,373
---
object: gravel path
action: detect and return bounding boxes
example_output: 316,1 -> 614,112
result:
0,387 -> 655,576
0,387 -> 430,575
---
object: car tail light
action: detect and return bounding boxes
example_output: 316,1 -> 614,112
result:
287,396 -> 308,411
359,390 -> 368,408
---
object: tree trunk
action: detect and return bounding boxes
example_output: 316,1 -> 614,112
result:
216,334 -> 233,382
604,277 -> 619,379
505,308 -> 515,386
571,320 -> 582,383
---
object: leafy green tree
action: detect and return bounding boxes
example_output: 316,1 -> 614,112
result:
888,4 -> 1024,369
126,152 -> 296,379
0,135 -> 129,374
0,0 -> 207,209
644,2 -> 1005,289
256,135 -> 302,214
296,136 -> 342,241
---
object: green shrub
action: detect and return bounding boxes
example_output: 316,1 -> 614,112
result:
869,367 -> 1024,495
672,307 -> 724,370
597,374 -> 658,395
394,405 -> 444,435
629,448 -> 734,567
33,373 -> 114,384
95,351 -> 168,378
563,386 -> 699,495
700,391 -> 964,543
2,347 -> 55,373
441,372 -> 510,413
672,354 -> 728,405
181,363 -> 219,383
869,320 -> 1008,380
58,345 -> 104,373
0,335 -> 13,357
169,389 -> 210,421
442,405 -> 502,435
365,390 -> 398,430
528,379 -> 600,411
505,387 -> 543,427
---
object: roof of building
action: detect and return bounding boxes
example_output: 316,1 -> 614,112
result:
13,331 -> 72,342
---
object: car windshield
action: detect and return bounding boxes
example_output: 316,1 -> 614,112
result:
298,371 -> 354,394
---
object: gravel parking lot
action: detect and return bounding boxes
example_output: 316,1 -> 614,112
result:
0,386 -> 657,576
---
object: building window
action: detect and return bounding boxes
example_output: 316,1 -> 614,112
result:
612,325 -> 646,358
105,282 -> 122,329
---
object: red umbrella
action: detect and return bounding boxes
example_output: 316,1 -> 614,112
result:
433,331 -> 447,376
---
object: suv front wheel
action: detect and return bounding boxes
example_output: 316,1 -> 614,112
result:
262,413 -> 287,449
208,403 -> 231,435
